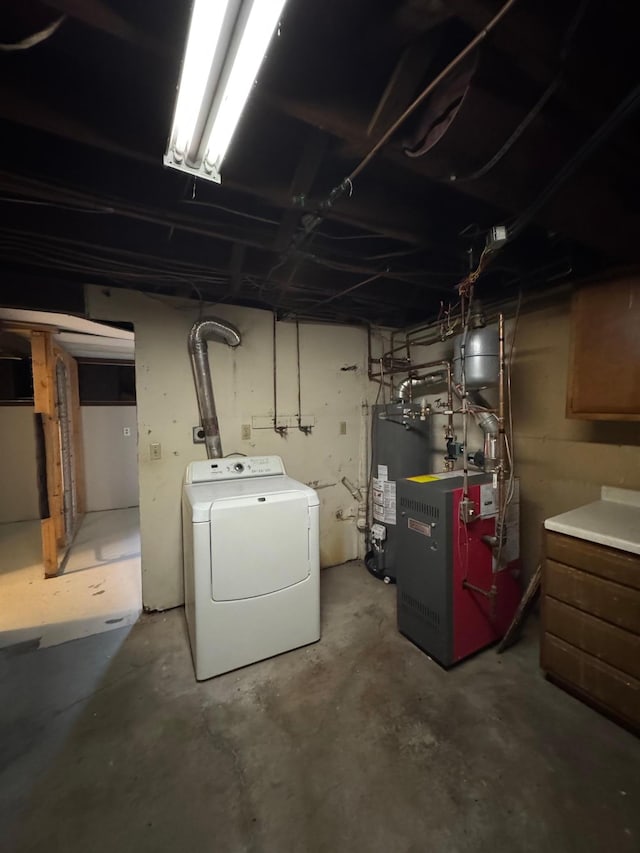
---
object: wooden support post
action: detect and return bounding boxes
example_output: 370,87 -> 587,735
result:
40,517 -> 58,578
31,330 -> 63,577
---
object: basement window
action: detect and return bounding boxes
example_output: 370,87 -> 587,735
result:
77,361 -> 136,405
0,359 -> 34,404
0,359 -> 136,405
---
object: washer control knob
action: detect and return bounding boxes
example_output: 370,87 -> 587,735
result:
233,462 -> 245,473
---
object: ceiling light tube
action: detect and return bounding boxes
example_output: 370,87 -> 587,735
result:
164,0 -> 287,183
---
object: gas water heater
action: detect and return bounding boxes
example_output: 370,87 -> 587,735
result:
366,402 -> 431,583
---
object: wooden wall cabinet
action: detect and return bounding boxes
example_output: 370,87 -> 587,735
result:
567,273 -> 640,421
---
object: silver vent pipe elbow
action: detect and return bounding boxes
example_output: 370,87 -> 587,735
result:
188,318 -> 241,459
453,386 -> 500,472
471,395 -> 499,437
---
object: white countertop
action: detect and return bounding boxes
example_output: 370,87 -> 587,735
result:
544,487 -> 640,555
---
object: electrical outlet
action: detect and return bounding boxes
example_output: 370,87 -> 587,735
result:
241,424 -> 251,440
123,427 -> 131,437
340,421 -> 347,435
150,442 -> 161,461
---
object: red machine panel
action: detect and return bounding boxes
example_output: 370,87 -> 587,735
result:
452,483 -> 521,663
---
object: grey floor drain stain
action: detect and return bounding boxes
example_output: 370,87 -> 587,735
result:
105,618 -> 124,624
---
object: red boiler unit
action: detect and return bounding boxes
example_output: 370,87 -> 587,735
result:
395,472 -> 521,667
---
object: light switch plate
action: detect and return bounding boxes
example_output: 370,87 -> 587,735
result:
241,424 -> 251,440
150,442 -> 161,460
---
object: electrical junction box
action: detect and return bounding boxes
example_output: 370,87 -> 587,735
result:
395,472 -> 521,667
488,224 -> 508,247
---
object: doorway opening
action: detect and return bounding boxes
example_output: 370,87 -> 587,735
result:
0,309 -> 141,649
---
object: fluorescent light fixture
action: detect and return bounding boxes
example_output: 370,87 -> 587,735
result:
164,0 -> 287,183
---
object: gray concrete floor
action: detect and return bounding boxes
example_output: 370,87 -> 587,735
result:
1,561 -> 638,853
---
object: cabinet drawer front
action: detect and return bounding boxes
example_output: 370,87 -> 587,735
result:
546,532 -> 640,589
544,597 -> 640,679
545,560 -> 640,632
542,634 -> 640,727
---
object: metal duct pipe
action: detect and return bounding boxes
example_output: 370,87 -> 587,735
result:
453,386 -> 500,471
188,317 -> 241,459
453,386 -> 498,436
471,392 -> 500,472
470,391 -> 499,436
397,371 -> 447,401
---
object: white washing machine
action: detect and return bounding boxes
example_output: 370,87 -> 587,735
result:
182,455 -> 320,680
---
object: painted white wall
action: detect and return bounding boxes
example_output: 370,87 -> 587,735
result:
86,286 -> 381,611
0,407 -> 40,523
82,407 -> 139,511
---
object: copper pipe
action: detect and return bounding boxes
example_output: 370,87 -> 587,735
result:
463,580 -> 496,599
446,362 -> 454,441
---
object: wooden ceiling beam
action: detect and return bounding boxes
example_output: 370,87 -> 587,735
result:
43,0 -> 168,53
223,174 -> 437,248
445,0 -> 562,86
0,82 -> 438,248
446,0 -> 639,160
265,90 -> 639,259
0,82 -> 155,166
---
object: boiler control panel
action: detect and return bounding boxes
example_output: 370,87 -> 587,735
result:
185,455 -> 285,484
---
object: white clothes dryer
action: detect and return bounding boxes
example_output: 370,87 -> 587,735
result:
182,455 -> 320,679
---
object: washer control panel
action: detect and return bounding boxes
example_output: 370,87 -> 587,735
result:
185,455 -> 285,484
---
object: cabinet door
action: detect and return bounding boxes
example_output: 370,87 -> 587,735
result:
567,274 -> 640,420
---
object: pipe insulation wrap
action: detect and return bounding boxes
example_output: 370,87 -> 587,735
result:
188,318 -> 241,459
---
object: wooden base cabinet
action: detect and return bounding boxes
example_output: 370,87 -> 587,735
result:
541,531 -> 640,730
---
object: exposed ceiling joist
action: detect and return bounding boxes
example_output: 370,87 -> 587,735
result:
265,89 -> 638,260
